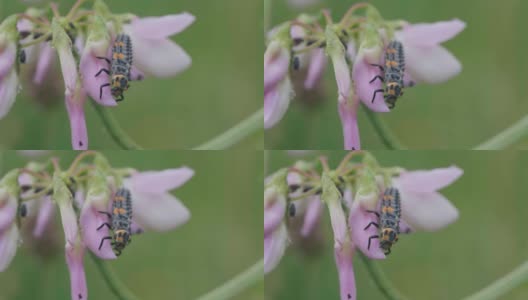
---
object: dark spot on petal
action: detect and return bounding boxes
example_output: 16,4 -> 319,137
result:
79,293 -> 82,299
348,293 -> 351,299
79,141 -> 83,147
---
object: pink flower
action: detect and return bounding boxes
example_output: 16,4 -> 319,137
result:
79,18 -> 116,106
124,13 -> 195,78
395,19 -> 465,84
352,52 -> 390,113
0,17 -> 19,120
65,89 -> 88,150
392,166 -> 463,231
304,48 -> 327,90
123,167 -> 194,231
33,42 -> 55,84
0,170 -> 21,272
264,40 -> 293,129
338,98 -> 361,150
334,243 -> 357,300
56,180 -> 87,300
264,185 -> 289,274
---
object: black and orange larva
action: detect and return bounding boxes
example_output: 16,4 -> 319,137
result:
364,187 -> 402,255
97,187 -> 133,256
95,34 -> 133,102
370,40 -> 408,109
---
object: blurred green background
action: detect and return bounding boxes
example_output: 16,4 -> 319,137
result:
0,0 -> 262,149
0,150 -> 263,300
265,0 -> 528,149
266,150 -> 528,300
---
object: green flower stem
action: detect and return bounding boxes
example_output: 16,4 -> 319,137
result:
90,253 -> 141,300
462,260 -> 528,300
195,258 -> 264,300
264,0 -> 272,33
359,253 -> 409,300
474,115 -> 528,150
362,105 -> 407,150
193,108 -> 263,150
91,102 -> 143,150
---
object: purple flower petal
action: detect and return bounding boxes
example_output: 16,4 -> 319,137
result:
304,48 -> 327,90
80,206 -> 116,259
395,166 -> 463,193
334,245 -> 357,300
349,200 -> 385,259
65,91 -> 88,150
33,196 -> 55,238
0,70 -> 19,119
131,13 -> 195,40
404,45 -> 461,84
34,42 -> 55,85
398,19 -> 466,48
352,55 -> 389,112
338,101 -> 361,150
264,42 -> 290,94
79,51 -> 117,106
65,243 -> 87,300
300,196 -> 323,237
264,224 -> 288,274
264,194 -> 286,237
127,167 -> 194,194
0,194 -> 16,231
398,190 -> 459,232
129,34 -> 191,78
264,77 -> 292,129
0,225 -> 18,272
0,43 -> 16,78
130,191 -> 190,232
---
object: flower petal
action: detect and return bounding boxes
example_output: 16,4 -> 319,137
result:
80,206 -> 116,259
65,244 -> 87,300
128,167 -> 194,194
397,19 -> 466,48
34,42 -> 55,85
131,13 -> 195,40
65,91 -> 88,150
264,195 -> 286,237
33,196 -> 55,238
264,77 -> 293,129
0,225 -> 18,272
0,195 -> 16,231
349,200 -> 385,259
334,244 -> 357,300
300,196 -> 323,237
264,42 -> 290,94
80,52 -> 117,106
399,190 -> 459,231
0,43 -> 16,78
404,45 -> 461,84
130,36 -> 191,78
327,197 -> 348,249
264,223 -> 288,274
304,48 -> 326,90
331,53 -> 351,103
395,166 -> 463,193
131,192 -> 190,232
0,70 -> 19,120
352,55 -> 390,112
338,101 -> 361,150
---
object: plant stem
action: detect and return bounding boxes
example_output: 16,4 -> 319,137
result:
462,260 -> 528,300
193,108 -> 263,150
90,253 -> 141,300
91,102 -> 143,150
359,253 -> 409,300
362,105 -> 407,150
195,259 -> 263,300
474,115 -> 528,150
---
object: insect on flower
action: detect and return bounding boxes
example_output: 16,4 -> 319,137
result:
370,40 -> 412,109
97,187 -> 133,256
364,187 -> 402,255
95,34 -> 133,102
